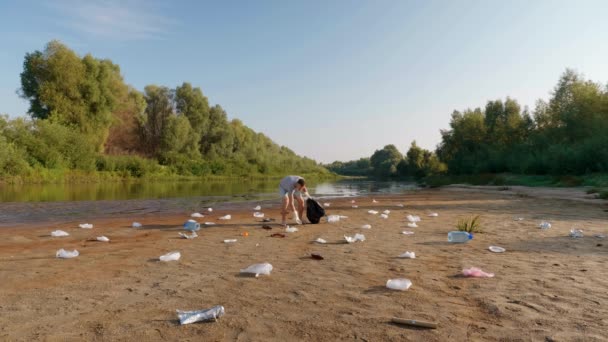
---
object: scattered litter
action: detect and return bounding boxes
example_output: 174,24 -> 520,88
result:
51,230 -> 69,237
56,249 -> 79,259
383,210 -> 391,215
569,229 -> 584,238
159,251 -> 181,262
448,231 -> 473,243
327,215 -> 341,223
539,221 -> 551,230
428,213 -> 439,217
595,234 -> 606,239
398,251 -> 416,259
132,222 -> 142,228
351,200 -> 356,204
207,208 -> 213,212
314,238 -> 327,244
219,215 -> 231,220
240,262 -> 273,277
262,225 -> 272,230
396,204 -> 404,208
253,205 -> 261,211
191,212 -> 204,218
270,233 -> 286,238
179,232 -> 198,239
386,278 -> 412,291
339,215 -> 348,219
204,222 -> 215,226
372,199 -> 378,203
406,215 -> 421,223
368,210 -> 378,215
407,222 -> 418,228
352,205 -> 359,208
380,214 -> 389,219
224,239 -> 237,243
323,203 -> 331,207
79,223 -> 93,229
96,236 -> 110,242
401,231 -> 415,235
391,317 -> 437,329
184,220 -> 201,231
262,218 -> 274,223
177,305 -> 225,325
311,253 -> 324,260
242,231 -> 249,237
285,226 -> 298,233
253,212 -> 265,218
344,233 -> 365,243
361,224 -> 372,229
513,217 -> 524,221
488,246 -> 505,253
462,267 -> 494,278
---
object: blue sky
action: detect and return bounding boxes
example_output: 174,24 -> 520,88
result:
1,0 -> 608,163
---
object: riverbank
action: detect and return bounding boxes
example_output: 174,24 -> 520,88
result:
1,188 -> 606,341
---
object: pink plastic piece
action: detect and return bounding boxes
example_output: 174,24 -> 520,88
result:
462,267 -> 495,278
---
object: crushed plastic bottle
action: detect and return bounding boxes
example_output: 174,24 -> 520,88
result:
383,210 -> 391,215
253,212 -> 265,218
184,220 -> 201,231
204,222 -> 215,226
179,232 -> 198,239
191,212 -> 204,218
407,222 -> 418,228
368,210 -> 378,215
159,251 -> 181,262
380,214 -> 389,219
240,262 -> 273,277
323,203 -> 331,207
79,223 -> 93,229
386,278 -> 412,291
448,231 -> 473,243
96,236 -> 110,242
428,213 -> 439,217
51,230 -> 69,237
219,215 -> 231,220
398,251 -> 416,259
462,267 -> 494,278
132,222 -> 142,228
177,305 -> 225,325
327,215 -> 341,223
361,224 -> 372,229
344,233 -> 365,243
401,231 -> 414,235
253,205 -> 261,211
406,215 -> 420,223
223,239 -> 237,243
285,226 -> 298,233
539,221 -> 551,230
56,249 -> 79,259
314,238 -> 327,244
569,229 -> 584,238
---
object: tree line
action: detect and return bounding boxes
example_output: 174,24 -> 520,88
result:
0,41 -> 327,179
327,69 -> 608,179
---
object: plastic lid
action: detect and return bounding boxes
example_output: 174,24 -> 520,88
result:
468,233 -> 473,240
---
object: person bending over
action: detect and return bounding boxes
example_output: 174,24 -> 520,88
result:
279,175 -> 308,226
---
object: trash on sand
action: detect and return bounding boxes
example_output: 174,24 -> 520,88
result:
448,231 -> 472,243
191,212 -> 204,218
383,210 -> 391,215
159,251 -> 181,262
351,200 -> 356,204
594,234 -> 606,239
254,205 -> 261,211
262,218 -> 274,223
177,305 -> 225,325
396,204 -> 404,208
380,214 -> 389,219
184,220 -> 201,231
51,230 -> 70,237
240,262 -> 273,277
262,225 -> 272,230
270,233 -> 286,238
79,223 -> 93,229
428,213 -> 439,217
96,236 -> 110,242
488,246 -> 505,253
323,203 -> 331,207
372,199 -> 378,203
344,233 -> 365,243
242,231 -> 249,237
179,232 -> 198,239
407,222 -> 418,228
398,251 -> 416,259
462,267 -> 494,278
204,222 -> 215,226
311,253 -> 324,260
361,224 -> 372,229
391,317 -> 438,329
285,226 -> 298,233
401,231 -> 414,235
327,215 -> 341,223
224,239 -> 237,243
56,249 -> 79,259
368,210 -> 378,215
207,208 -> 213,212
132,222 -> 142,228
386,278 -> 412,291
253,212 -> 265,218
513,217 -> 524,221
339,215 -> 348,219
314,238 -> 327,244
569,229 -> 584,238
406,215 -> 421,223
219,215 -> 231,220
352,205 -> 359,208
539,221 -> 551,230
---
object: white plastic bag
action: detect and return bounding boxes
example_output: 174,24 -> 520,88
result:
219,215 -> 231,220
79,223 -> 93,229
132,222 -> 142,228
407,222 -> 418,228
179,232 -> 198,239
207,208 -> 213,212
569,229 -> 584,238
398,251 -> 416,259
204,222 -> 215,226
539,221 -> 551,229
380,214 -> 389,219
314,238 -> 327,244
368,210 -> 378,215
428,213 -> 439,217
240,262 -> 273,277
361,224 -> 372,229
96,236 -> 110,242
386,278 -> 412,291
191,212 -> 204,218
401,231 -> 414,235
327,215 -> 340,223
253,205 -> 261,211
383,210 -> 391,215
177,305 -> 225,325
159,251 -> 181,262
285,226 -> 298,233
253,212 -> 264,218
372,199 -> 378,203
56,249 -> 79,259
51,230 -> 69,237
323,203 -> 331,207
396,204 -> 404,208
223,239 -> 237,243
406,215 -> 420,223
344,233 -> 365,243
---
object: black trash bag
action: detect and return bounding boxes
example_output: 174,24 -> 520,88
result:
306,198 -> 326,224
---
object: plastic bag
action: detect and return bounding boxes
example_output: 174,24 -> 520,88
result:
407,222 -> 418,228
285,226 -> 298,233
327,215 -> 341,223
569,229 -> 584,238
352,205 -> 359,208
344,233 -> 365,243
380,214 -> 389,219
372,199 -> 378,203
406,215 -> 420,223
159,251 -> 181,262
314,238 -> 327,244
361,224 -> 372,229
488,246 -> 505,253
398,251 -> 415,259
56,249 -> 79,259
96,236 -> 110,242
240,262 -> 273,277
386,278 -> 412,291
401,231 -> 414,235
396,204 -> 404,208
253,205 -> 261,211
204,222 -> 215,226
51,230 -> 69,237
219,215 -> 231,220
79,223 -> 93,229
462,267 -> 494,278
539,221 -> 551,230
191,212 -> 204,218
368,210 -> 378,215
323,203 -> 331,207
428,213 -> 439,217
177,305 -> 225,325
207,208 -> 213,212
383,210 -> 390,215
132,222 -> 142,228
179,232 -> 198,239
253,212 -> 265,218
223,239 -> 237,243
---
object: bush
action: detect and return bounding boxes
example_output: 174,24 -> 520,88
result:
456,215 -> 483,233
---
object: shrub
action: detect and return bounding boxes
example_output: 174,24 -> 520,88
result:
456,215 -> 482,233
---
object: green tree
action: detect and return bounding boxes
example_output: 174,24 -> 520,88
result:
370,144 -> 403,177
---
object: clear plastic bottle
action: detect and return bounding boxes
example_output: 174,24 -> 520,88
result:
448,231 -> 473,243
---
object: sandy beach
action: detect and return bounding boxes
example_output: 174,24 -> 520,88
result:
1,187 -> 607,341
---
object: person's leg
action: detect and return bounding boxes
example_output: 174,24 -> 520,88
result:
280,187 -> 289,225
296,194 -> 305,224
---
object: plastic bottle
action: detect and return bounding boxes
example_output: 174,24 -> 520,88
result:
386,278 -> 412,291
177,305 -> 225,325
448,231 -> 473,243
327,215 -> 340,223
183,220 -> 201,231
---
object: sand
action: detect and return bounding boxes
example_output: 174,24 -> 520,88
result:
0,188 -> 607,341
